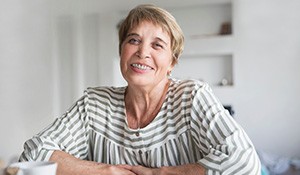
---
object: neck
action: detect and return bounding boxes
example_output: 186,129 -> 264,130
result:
125,79 -> 170,129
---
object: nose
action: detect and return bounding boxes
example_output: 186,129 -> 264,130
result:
136,43 -> 150,59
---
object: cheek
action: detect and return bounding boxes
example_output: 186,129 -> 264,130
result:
120,49 -> 128,64
120,54 -> 127,70
159,53 -> 173,67
120,43 -> 126,57
120,44 -> 134,59
120,47 -> 131,71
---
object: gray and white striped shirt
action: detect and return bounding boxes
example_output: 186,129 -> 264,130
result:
20,79 -> 261,174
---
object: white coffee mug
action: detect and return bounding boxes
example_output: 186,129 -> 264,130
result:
9,161 -> 57,175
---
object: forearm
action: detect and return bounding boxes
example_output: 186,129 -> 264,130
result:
49,150 -> 103,175
158,164 -> 205,175
130,163 -> 205,175
49,150 -> 135,175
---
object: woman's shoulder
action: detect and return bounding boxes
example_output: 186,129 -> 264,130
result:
84,86 -> 126,100
86,86 -> 126,92
170,78 -> 210,91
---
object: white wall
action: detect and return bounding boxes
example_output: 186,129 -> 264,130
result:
234,0 -> 300,157
0,0 -> 54,162
0,0 -> 299,165
50,1 -> 121,115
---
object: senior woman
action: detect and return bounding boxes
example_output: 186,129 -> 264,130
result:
20,4 -> 261,175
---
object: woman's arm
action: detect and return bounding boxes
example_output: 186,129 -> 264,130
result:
190,82 -> 261,174
128,164 -> 205,175
50,150 -> 136,175
20,94 -> 91,162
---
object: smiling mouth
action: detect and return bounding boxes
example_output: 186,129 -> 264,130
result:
131,63 -> 153,70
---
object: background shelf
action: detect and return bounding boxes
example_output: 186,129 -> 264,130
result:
172,54 -> 234,87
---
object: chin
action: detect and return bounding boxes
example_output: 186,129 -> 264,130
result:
127,77 -> 151,87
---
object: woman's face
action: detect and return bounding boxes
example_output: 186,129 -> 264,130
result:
120,21 -> 174,88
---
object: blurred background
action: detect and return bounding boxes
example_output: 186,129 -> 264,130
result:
0,0 -> 300,172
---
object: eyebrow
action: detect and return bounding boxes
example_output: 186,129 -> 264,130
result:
126,33 -> 139,38
126,33 -> 169,45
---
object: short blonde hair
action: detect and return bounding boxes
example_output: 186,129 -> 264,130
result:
118,4 -> 184,65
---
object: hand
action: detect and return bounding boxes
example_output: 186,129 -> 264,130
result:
97,164 -> 137,175
129,165 -> 159,175
50,150 -> 137,175
124,164 -> 205,175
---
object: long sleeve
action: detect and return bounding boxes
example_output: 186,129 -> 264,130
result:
19,93 -> 91,161
190,83 -> 261,174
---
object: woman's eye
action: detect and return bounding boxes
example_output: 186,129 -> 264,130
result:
128,38 -> 140,44
154,43 -> 164,49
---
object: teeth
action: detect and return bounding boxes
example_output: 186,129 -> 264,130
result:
132,63 -> 151,70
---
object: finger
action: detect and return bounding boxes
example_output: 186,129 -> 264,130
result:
131,165 -> 148,174
117,164 -> 133,170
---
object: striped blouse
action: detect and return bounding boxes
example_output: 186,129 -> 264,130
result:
20,79 -> 261,174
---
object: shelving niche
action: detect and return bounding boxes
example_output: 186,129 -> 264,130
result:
170,1 -> 234,87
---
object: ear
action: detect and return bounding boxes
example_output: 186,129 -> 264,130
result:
167,63 -> 175,76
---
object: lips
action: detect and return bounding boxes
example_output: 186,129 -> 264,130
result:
131,63 -> 153,70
